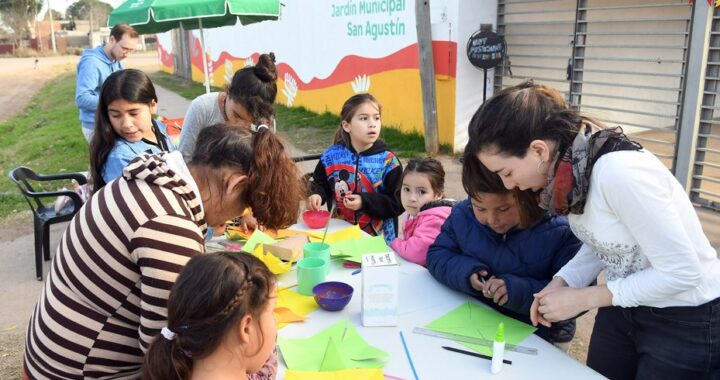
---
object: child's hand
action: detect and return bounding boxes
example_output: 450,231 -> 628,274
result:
343,194 -> 362,210
482,277 -> 508,306
470,270 -> 490,292
238,211 -> 264,232
307,194 -> 322,211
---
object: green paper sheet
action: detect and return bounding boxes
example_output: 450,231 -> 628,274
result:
425,301 -> 537,356
242,229 -> 276,253
278,319 -> 388,371
328,236 -> 391,263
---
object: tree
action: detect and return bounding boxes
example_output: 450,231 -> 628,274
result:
44,9 -> 64,21
67,0 -> 113,31
0,0 -> 43,49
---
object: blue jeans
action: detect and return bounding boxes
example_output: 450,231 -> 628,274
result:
587,298 -> 720,380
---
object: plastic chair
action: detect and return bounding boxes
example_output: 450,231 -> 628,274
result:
8,167 -> 88,280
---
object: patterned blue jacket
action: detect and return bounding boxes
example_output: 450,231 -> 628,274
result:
310,140 -> 403,243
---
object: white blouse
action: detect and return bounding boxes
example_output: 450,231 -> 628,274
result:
555,149 -> 720,308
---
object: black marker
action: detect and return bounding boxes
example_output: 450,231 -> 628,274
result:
441,346 -> 513,365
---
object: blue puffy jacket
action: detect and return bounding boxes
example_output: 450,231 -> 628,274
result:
427,199 -> 582,342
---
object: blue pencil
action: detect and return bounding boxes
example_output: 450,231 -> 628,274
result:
399,331 -> 420,380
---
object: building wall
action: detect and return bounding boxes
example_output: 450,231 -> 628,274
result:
156,0 -> 496,151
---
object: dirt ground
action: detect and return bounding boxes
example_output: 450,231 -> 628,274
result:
0,52 -> 159,379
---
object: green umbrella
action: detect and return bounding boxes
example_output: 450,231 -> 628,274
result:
109,0 -> 281,93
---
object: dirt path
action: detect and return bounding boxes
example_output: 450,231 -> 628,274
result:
0,52 -> 160,379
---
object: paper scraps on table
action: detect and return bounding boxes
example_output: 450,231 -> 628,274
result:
278,319 -> 388,371
226,226 -> 302,241
249,244 -> 296,275
276,288 -> 318,329
242,229 -> 278,253
425,301 -> 536,356
305,224 -> 364,243
328,235 -> 391,263
284,368 -> 384,380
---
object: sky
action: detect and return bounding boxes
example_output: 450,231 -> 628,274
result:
38,0 -> 124,20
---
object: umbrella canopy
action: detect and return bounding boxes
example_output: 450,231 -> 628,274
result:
109,0 -> 280,93
109,0 -> 281,34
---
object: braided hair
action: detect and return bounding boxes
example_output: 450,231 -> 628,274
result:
141,252 -> 275,380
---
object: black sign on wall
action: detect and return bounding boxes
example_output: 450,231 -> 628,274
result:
466,30 -> 506,70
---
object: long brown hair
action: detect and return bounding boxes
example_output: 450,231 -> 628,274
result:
462,146 -> 545,228
189,123 -> 303,229
332,93 -> 381,146
141,252 -> 275,380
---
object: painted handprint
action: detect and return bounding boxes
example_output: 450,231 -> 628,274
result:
224,59 -> 234,84
351,74 -> 371,93
282,72 -> 298,107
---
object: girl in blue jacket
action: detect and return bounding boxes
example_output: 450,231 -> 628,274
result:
89,69 -> 175,190
427,146 -> 582,346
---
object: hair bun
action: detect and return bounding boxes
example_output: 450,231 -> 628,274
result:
254,53 -> 278,82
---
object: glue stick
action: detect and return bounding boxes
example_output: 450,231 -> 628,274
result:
491,322 -> 505,374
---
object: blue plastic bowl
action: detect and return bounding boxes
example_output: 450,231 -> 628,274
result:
312,281 -> 354,311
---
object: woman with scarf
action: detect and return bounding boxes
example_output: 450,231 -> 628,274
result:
466,81 -> 720,380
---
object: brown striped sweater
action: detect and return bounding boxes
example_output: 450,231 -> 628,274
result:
23,153 -> 207,379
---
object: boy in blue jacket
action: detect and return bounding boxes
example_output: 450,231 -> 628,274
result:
427,147 -> 582,347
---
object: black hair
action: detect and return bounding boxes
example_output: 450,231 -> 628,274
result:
226,53 -> 278,125
89,69 -> 157,190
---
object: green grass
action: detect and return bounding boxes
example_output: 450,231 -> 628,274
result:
0,72 -> 88,218
148,72 -> 443,157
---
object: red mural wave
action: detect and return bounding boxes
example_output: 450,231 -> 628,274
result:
157,41 -> 174,68
187,31 -> 458,91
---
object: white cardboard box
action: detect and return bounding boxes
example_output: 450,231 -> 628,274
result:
361,252 -> 399,326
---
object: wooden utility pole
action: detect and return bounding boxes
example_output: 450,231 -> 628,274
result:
415,0 -> 439,154
47,0 -> 56,53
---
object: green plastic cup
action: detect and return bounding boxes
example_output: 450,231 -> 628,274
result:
297,257 -> 327,296
304,242 -> 331,274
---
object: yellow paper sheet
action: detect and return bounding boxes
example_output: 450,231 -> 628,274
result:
250,244 -> 295,275
285,368 -> 384,380
274,307 -> 305,326
306,225 -> 364,243
276,288 -> 319,329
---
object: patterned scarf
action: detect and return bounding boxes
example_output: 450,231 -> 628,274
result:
539,124 -> 642,216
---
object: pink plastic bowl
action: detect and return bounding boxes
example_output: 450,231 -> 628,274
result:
303,210 -> 330,229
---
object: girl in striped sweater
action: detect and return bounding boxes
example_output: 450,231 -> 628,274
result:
23,124 -> 304,379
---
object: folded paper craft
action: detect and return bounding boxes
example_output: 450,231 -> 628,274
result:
425,301 -> 536,356
278,319 -> 388,371
250,244 -> 296,275
276,289 -> 319,329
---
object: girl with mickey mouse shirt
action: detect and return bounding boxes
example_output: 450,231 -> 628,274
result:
307,93 -> 404,243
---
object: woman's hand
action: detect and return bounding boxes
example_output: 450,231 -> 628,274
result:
530,276 -> 568,327
307,195 -> 322,211
343,194 -> 362,211
536,285 -> 612,326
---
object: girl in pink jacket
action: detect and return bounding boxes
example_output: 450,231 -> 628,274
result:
390,158 -> 453,266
